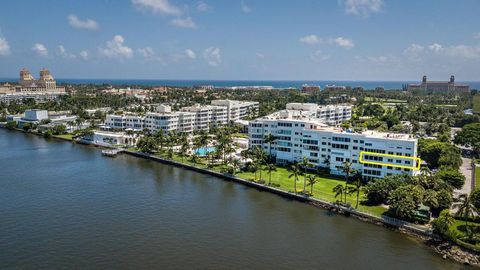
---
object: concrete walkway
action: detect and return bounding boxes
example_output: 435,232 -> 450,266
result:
453,157 -> 473,198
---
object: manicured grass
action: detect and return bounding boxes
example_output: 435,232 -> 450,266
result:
128,149 -> 389,217
53,134 -> 74,140
232,133 -> 248,139
236,166 -> 388,217
475,165 -> 480,189
473,94 -> 480,114
449,219 -> 480,249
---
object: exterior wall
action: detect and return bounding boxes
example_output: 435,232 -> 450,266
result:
0,92 -> 66,104
249,118 -> 417,179
316,105 -> 352,126
24,110 -> 48,121
210,100 -> 259,122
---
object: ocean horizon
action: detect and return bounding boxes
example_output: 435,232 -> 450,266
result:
1,78 -> 480,90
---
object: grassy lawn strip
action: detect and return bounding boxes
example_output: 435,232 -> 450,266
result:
475,165 -> 480,189
450,219 -> 480,249
127,149 -> 388,217
53,134 -> 74,140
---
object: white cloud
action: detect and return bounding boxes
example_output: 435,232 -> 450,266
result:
67,14 -> 99,31
0,37 -> 11,56
366,54 -> 397,64
474,32 -> 480,39
428,43 -> 443,53
137,46 -> 164,63
256,53 -> 265,58
241,1 -> 251,13
329,37 -> 354,48
342,0 -> 383,17
58,45 -> 76,59
196,1 -> 212,12
185,49 -> 196,59
79,50 -> 89,60
203,47 -> 221,66
132,0 -> 181,16
99,35 -> 133,60
170,17 -> 197,28
32,43 -> 48,57
300,35 -> 354,48
299,34 -> 320,45
311,50 -> 330,62
402,42 -> 480,63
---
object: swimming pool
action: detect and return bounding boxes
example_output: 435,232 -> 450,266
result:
195,147 -> 216,156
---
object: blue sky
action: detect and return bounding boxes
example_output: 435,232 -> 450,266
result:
0,0 -> 479,81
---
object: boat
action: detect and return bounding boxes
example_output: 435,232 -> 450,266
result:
102,149 -> 121,157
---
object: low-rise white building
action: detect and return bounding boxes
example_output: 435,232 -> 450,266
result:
181,105 -> 228,131
285,103 -> 352,126
93,131 -> 138,146
249,112 -> 418,180
105,100 -> 257,133
210,99 -> 259,121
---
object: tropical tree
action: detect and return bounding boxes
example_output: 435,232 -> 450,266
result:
452,194 -> 478,227
265,163 -> 277,186
179,136 -> 189,162
155,129 -> 165,153
263,133 -> 276,161
307,175 -> 318,195
350,172 -> 363,208
253,147 -> 267,181
333,184 -> 346,203
341,161 -> 356,203
289,162 -> 302,193
300,157 -> 312,192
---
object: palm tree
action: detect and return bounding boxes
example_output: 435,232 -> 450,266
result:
228,158 -> 240,175
179,137 -> 189,163
265,163 -> 277,186
300,157 -> 312,193
190,153 -> 199,164
155,129 -> 165,153
333,184 -> 346,203
341,161 -> 356,203
350,172 -> 363,208
254,147 -> 267,181
263,133 -> 276,162
453,194 -> 478,227
307,175 -> 318,195
289,162 -> 302,193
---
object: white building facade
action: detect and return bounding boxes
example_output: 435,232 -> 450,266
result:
210,100 -> 259,121
249,115 -> 417,179
285,103 -> 352,126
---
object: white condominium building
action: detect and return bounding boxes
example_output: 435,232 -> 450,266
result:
210,99 -> 259,121
105,100 -> 257,133
249,112 -> 417,179
285,103 -> 352,126
105,114 -> 146,130
181,105 -> 228,131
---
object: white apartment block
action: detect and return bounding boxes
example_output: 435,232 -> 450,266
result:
105,100 -> 257,134
249,112 -> 417,180
181,105 -> 228,131
285,103 -> 352,126
210,100 -> 259,121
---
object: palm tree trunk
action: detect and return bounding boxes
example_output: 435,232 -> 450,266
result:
356,189 -> 360,208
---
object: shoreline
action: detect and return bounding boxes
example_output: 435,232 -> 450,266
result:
3,127 -> 480,267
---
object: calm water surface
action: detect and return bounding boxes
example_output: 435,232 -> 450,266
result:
0,129 -> 470,269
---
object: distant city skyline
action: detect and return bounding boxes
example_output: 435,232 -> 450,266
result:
0,0 -> 479,81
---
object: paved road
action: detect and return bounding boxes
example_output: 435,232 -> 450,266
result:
453,157 -> 473,198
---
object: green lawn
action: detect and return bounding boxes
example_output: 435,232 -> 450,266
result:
126,149 -> 389,217
236,166 -> 388,216
475,165 -> 480,189
449,219 -> 480,250
473,94 -> 480,114
53,134 -> 74,140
